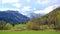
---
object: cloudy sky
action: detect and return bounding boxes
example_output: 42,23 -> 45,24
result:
0,0 -> 60,15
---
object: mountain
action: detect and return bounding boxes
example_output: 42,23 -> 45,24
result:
39,7 -> 60,24
27,13 -> 43,19
26,7 -> 60,30
28,7 -> 60,26
0,10 -> 30,24
27,5 -> 60,20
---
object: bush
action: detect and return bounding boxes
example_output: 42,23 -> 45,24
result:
5,23 -> 12,30
0,21 -> 6,30
0,25 -> 3,30
50,24 -> 55,29
56,25 -> 60,30
26,21 -> 40,30
11,24 -> 27,31
40,25 -> 49,30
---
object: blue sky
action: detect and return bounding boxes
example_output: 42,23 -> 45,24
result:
0,0 -> 60,15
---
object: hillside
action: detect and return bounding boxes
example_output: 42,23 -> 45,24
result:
0,10 -> 30,24
27,7 -> 60,30
39,7 -> 60,25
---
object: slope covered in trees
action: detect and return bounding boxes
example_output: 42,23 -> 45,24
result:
40,7 -> 60,27
0,10 -> 30,24
27,7 -> 60,30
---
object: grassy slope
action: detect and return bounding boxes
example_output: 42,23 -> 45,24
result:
0,24 -> 60,34
0,30 -> 60,34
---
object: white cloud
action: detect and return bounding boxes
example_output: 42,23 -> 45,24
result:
44,5 -> 60,13
2,0 -> 21,10
36,0 -> 59,5
20,6 -> 37,15
12,3 -> 21,8
0,8 -> 20,11
34,10 -> 43,14
0,0 -> 2,2
26,0 -> 31,2
2,0 -> 19,4
21,6 -> 31,12
34,4 -> 60,14
21,6 -> 37,13
37,0 -> 50,5
33,8 -> 36,10
51,0 -> 59,3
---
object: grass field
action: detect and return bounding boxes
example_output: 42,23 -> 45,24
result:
0,30 -> 60,34
0,24 -> 60,34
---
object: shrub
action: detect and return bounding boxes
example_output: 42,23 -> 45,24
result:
11,24 -> 27,31
50,24 -> 55,29
0,25 -> 3,30
5,23 -> 12,30
40,25 -> 49,30
26,21 -> 40,30
0,21 -> 6,30
56,25 -> 60,30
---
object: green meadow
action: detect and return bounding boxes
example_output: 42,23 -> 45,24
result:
0,24 -> 60,34
0,21 -> 60,34
0,30 -> 60,34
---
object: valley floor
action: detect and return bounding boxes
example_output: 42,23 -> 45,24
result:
0,30 -> 60,34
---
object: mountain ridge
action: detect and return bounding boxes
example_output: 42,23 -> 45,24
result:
0,10 -> 30,24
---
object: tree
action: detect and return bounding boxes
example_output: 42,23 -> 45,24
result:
5,23 -> 12,30
0,21 -> 6,30
27,19 -> 40,30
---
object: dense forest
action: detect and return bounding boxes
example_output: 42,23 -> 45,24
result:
27,7 -> 60,30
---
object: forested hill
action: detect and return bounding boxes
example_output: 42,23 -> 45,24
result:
39,7 -> 60,25
0,10 -> 30,24
27,7 -> 60,29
